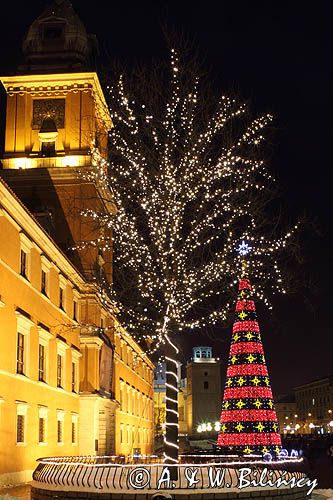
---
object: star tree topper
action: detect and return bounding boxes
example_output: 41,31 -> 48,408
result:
237,240 -> 253,257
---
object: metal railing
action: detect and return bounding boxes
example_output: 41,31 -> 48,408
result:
32,455 -> 307,491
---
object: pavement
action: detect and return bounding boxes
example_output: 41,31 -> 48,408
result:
0,484 -> 31,499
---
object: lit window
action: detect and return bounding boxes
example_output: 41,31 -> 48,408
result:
17,332 -> 24,375
71,362 -> 76,392
57,410 -> 64,444
71,350 -> 81,393
57,354 -> 63,388
16,312 -> 33,377
56,339 -> 69,389
39,417 -> 45,443
17,414 -> 25,443
120,382 -> 124,410
16,402 -> 28,445
38,326 -> 52,384
71,414 -> 78,445
38,344 -> 45,381
38,407 -> 48,445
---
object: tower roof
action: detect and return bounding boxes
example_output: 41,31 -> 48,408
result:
19,0 -> 98,73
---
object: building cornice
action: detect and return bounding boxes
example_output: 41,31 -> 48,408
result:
0,72 -> 112,131
0,177 -> 86,290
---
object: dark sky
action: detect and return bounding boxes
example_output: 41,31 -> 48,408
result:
0,0 -> 332,395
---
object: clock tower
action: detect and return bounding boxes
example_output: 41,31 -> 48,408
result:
0,0 -> 113,281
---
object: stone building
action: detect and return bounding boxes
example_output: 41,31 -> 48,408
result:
274,394 -> 298,434
294,375 -> 333,434
186,347 -> 222,437
0,0 -> 154,486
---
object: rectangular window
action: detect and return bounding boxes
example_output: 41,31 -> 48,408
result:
57,419 -> 63,443
203,381 -> 209,390
38,344 -> 45,381
17,332 -> 24,374
71,419 -> 77,444
20,250 -> 27,278
120,425 -> 124,443
71,362 -> 76,393
39,417 -> 46,443
57,354 -> 63,388
41,270 -> 47,295
17,414 -> 25,443
59,288 -> 64,310
41,140 -> 56,157
73,300 -> 77,321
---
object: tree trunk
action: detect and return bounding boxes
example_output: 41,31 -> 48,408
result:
164,332 -> 179,480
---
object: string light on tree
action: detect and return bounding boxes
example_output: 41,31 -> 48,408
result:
79,49 -> 298,463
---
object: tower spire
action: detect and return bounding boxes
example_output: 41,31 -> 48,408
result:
217,242 -> 281,456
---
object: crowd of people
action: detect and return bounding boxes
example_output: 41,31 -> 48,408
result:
282,434 -> 333,488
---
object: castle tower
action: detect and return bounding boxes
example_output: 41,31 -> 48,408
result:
0,0 -> 113,281
186,346 -> 222,436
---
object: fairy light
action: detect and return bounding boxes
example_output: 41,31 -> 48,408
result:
80,51 -> 298,350
78,50 -> 299,462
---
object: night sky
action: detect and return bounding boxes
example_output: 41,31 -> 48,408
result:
0,0 -> 332,395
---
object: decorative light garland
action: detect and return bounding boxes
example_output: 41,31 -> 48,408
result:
217,244 -> 282,456
76,50 -> 299,462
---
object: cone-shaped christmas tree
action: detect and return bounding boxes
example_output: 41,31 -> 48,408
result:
217,243 -> 281,456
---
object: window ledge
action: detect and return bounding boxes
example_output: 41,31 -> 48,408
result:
15,373 -> 29,380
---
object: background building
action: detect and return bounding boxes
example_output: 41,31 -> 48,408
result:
186,347 -> 221,437
275,394 -> 298,434
294,375 -> 333,434
0,0 -> 154,486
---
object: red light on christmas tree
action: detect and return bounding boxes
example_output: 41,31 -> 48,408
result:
217,241 -> 282,456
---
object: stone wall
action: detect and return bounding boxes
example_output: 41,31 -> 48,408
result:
31,486 -> 311,500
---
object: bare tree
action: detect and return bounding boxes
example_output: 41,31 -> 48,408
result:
81,49 -> 298,466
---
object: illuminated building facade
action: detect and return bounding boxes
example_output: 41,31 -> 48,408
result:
294,375 -> 333,434
274,394 -> 298,434
0,0 -> 154,485
186,347 -> 221,437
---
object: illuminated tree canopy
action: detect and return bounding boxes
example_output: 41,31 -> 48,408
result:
83,50 -> 298,352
